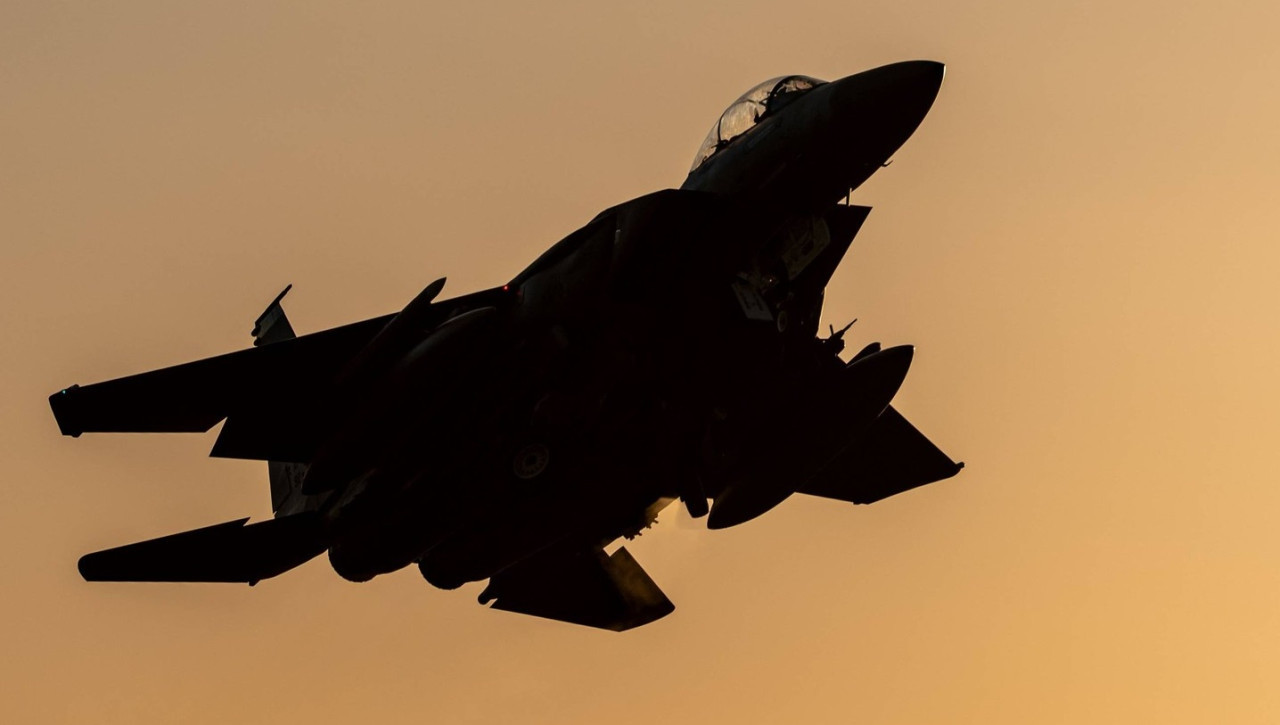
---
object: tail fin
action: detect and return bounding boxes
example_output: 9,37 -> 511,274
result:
251,287 -> 313,516
252,284 -> 296,346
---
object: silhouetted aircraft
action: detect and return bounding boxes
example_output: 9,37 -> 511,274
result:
50,61 -> 961,631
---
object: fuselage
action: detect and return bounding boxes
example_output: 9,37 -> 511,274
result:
321,62 -> 947,586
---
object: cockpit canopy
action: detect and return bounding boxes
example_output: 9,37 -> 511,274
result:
689,75 -> 826,173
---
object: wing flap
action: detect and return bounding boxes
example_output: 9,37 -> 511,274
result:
78,513 -> 327,583
478,546 -> 674,631
800,406 -> 962,505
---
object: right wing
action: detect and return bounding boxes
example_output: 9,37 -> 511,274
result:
478,546 -> 674,631
799,406 -> 963,505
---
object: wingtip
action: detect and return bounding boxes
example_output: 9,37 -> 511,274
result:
78,550 -> 106,581
49,385 -> 83,437
77,553 -> 92,581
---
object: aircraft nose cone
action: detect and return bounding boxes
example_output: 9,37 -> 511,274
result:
892,60 -> 945,94
893,60 -> 945,115
831,60 -> 944,111
826,60 -> 944,164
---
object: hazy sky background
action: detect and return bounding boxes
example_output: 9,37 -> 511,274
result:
4,1 -> 1280,722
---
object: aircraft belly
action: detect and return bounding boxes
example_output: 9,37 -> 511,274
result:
418,465 -> 667,590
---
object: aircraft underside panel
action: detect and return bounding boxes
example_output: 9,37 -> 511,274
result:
478,546 -> 674,632
799,405 -> 962,505
77,513 -> 328,584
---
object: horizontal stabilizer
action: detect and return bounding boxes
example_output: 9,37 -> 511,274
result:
78,513 -> 327,584
478,546 -> 674,631
800,406 -> 962,505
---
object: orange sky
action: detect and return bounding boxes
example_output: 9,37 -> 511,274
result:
5,2 -> 1280,722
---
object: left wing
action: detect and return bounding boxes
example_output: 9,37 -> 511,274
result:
49,286 -> 509,463
49,314 -> 391,437
478,546 -> 674,631
77,513 -> 327,584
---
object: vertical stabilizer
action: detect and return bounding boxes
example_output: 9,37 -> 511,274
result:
250,286 -> 313,516
252,285 -> 296,346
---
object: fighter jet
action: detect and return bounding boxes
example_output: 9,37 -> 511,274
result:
49,61 -> 961,631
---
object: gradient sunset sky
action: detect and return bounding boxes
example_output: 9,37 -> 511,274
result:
5,2 -> 1280,722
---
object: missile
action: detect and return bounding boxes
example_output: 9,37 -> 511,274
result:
706,345 -> 914,529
